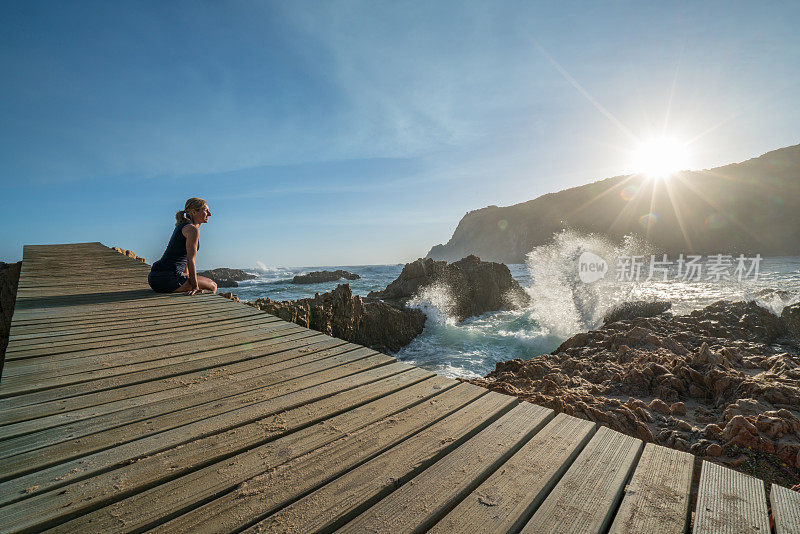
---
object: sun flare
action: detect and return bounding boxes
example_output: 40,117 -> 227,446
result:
631,137 -> 691,179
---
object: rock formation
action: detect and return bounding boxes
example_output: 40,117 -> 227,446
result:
470,300 -> 800,489
111,246 -> 145,263
428,144 -> 800,262
198,268 -> 257,288
781,303 -> 800,340
368,255 -> 529,321
248,284 -> 426,353
603,300 -> 671,325
292,270 -> 360,284
1,261 -> 21,374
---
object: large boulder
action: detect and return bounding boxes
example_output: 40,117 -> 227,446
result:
249,284 -> 425,353
368,255 -> 529,321
198,268 -> 258,288
292,270 -> 360,284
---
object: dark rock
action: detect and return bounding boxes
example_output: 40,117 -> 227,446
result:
198,268 -> 257,288
292,270 -> 360,285
248,284 -> 425,353
368,255 -> 529,321
781,303 -> 800,339
1,261 -> 21,375
603,300 -> 671,325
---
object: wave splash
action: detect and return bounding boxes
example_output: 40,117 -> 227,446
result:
524,230 -> 650,339
407,282 -> 458,326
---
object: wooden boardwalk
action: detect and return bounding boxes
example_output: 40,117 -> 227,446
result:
0,242 -> 797,534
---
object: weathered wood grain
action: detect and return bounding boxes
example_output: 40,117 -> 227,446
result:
339,401 -> 554,534
609,443 -> 694,534
429,411 -> 596,534
693,461 -> 769,534
771,483 -> 800,534
521,425 -> 643,534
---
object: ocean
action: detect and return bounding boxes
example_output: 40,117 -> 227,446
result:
229,232 -> 800,380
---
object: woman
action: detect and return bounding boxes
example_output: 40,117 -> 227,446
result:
148,197 -> 218,295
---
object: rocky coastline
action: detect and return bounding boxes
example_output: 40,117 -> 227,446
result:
238,255 -> 529,353
468,299 -> 800,491
246,284 -> 425,353
197,268 -> 257,288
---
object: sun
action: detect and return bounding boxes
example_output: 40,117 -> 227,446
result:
630,137 -> 691,179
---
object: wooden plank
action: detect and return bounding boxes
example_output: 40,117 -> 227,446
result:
40,377 -> 478,534
0,368 -> 440,532
2,317 -> 291,378
4,313 -> 277,359
9,293 -> 230,319
3,319 -> 298,377
3,317 -> 277,366
0,325 -> 311,396
771,483 -> 800,534
147,382 -> 492,534
7,304 -> 263,340
7,300 -> 248,331
339,401 -> 554,534
608,443 -> 694,534
429,411 -> 597,534
0,352 -> 395,482
9,296 -> 238,326
693,461 -> 769,534
0,338 -> 345,425
0,365 -> 435,510
0,341 -> 357,437
243,390 -> 517,534
0,330 -> 325,410
5,302 -> 264,343
0,351 -> 394,469
520,425 -> 643,534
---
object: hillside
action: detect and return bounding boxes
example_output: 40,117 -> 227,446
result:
427,144 -> 800,262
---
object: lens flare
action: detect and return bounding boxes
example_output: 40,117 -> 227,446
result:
620,185 -> 638,201
639,212 -> 658,228
705,213 -> 728,230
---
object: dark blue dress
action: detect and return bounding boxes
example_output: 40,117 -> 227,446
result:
148,222 -> 200,293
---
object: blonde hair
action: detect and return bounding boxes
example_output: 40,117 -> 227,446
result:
175,197 -> 207,226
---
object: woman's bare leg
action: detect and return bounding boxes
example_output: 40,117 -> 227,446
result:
173,275 -> 217,294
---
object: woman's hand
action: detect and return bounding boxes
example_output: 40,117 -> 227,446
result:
185,279 -> 201,295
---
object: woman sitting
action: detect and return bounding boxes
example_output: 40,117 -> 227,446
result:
148,197 -> 218,295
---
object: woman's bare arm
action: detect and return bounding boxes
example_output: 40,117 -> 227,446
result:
183,225 -> 200,295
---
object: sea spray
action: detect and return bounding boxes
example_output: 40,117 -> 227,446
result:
407,282 -> 458,326
523,230 -> 651,338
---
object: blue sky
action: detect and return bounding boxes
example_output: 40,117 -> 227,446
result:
1,1 -> 798,268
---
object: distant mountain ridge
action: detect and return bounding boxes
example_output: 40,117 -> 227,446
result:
427,144 -> 800,262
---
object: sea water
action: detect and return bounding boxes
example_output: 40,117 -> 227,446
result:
230,232 -> 800,379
